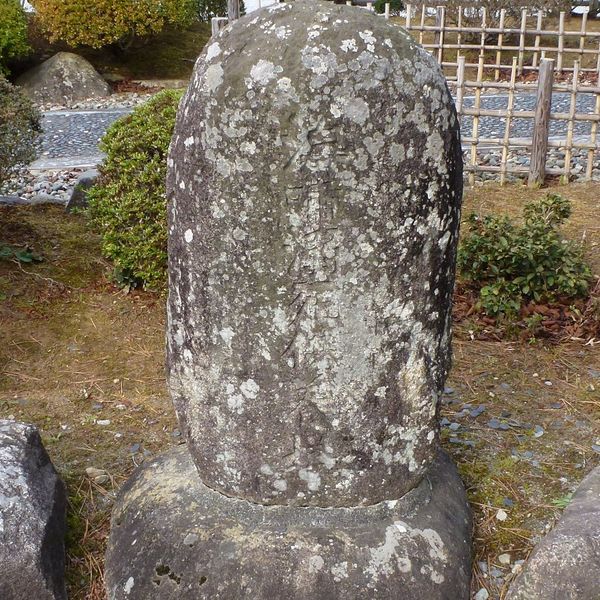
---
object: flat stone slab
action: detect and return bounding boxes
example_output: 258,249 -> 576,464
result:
0,420 -> 67,600
106,445 -> 471,599
506,465 -> 600,600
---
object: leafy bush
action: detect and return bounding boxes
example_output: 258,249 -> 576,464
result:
0,76 -> 41,186
31,0 -> 197,49
87,90 -> 182,291
0,0 -> 31,74
458,194 -> 593,318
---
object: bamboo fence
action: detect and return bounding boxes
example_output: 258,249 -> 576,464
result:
404,4 -> 600,80
456,55 -> 600,184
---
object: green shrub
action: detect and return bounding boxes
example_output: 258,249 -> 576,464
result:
458,194 -> 593,318
31,0 -> 197,49
0,0 -> 31,74
0,76 -> 41,186
87,90 -> 182,291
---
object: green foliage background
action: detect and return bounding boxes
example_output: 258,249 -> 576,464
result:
0,0 -> 30,74
31,0 -> 198,49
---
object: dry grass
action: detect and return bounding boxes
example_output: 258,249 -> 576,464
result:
0,183 -> 598,599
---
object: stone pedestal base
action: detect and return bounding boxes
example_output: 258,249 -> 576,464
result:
105,446 -> 471,600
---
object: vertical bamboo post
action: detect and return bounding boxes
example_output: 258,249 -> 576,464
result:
479,7 -> 487,59
419,4 -> 426,45
532,10 -> 543,70
456,55 -> 466,115
437,6 -> 446,65
227,0 -> 240,22
528,59 -> 555,187
494,9 -> 506,82
578,12 -> 588,66
563,61 -> 579,182
469,54 -> 484,187
557,11 -> 565,73
405,3 -> 412,30
501,58 -> 518,186
517,9 -> 527,76
384,3 -> 390,20
585,64 -> 600,181
457,6 -> 463,59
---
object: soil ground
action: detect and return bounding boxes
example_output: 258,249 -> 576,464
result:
0,181 -> 599,599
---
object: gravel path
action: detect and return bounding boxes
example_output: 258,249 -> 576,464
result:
34,92 -> 599,168
33,109 -> 130,169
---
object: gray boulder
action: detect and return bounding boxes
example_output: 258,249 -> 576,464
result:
66,168 -> 99,212
0,420 -> 67,600
506,465 -> 600,600
16,52 -> 111,105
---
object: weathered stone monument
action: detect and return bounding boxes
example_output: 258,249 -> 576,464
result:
105,1 -> 471,597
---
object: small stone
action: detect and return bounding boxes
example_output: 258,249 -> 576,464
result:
470,405 -> 486,418
474,589 -> 489,600
129,443 -> 141,454
85,467 -> 110,484
449,422 -> 461,431
496,509 -> 508,521
96,419 -> 111,426
533,425 -> 544,438
591,444 -> 600,454
499,553 -> 511,565
503,497 -> 515,507
183,533 -> 199,546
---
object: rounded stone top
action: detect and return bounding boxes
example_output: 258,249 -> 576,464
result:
167,0 -> 462,507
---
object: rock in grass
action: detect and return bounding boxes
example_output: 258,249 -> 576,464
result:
0,420 -> 67,600
65,169 -> 99,212
506,465 -> 600,600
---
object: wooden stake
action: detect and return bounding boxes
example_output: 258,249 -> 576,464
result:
528,59 -> 555,187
